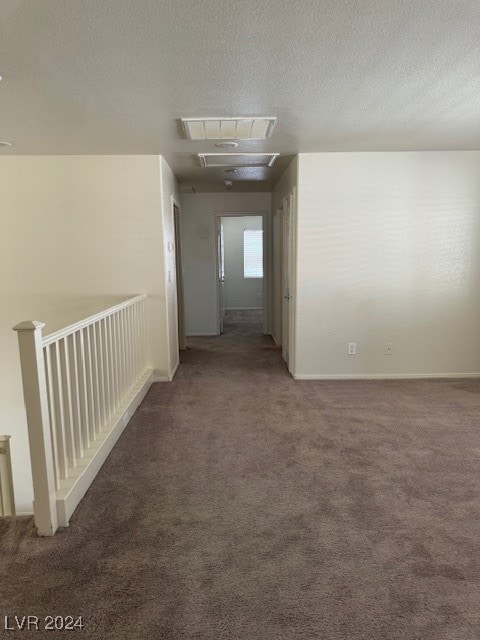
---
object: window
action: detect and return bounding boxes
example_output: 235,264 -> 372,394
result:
244,229 -> 263,278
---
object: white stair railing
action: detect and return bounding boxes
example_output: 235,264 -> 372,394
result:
0,436 -> 15,517
14,294 -> 153,535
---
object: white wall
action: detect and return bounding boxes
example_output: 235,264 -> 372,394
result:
0,155 -> 178,511
222,216 -> 263,309
181,193 -> 271,335
294,151 -> 480,378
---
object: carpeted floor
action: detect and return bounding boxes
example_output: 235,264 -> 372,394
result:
1,308 -> 480,639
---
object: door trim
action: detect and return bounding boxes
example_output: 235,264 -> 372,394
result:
214,211 -> 271,336
280,189 -> 296,376
172,198 -> 186,352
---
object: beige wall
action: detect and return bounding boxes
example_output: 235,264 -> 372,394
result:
181,192 -> 271,335
295,151 -> 480,378
0,155 -> 178,511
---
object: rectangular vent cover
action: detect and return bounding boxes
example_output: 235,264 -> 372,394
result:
183,117 -> 276,140
198,153 -> 279,168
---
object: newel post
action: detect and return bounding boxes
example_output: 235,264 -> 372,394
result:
13,321 -> 58,535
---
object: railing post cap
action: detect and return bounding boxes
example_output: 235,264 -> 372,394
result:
13,320 -> 46,332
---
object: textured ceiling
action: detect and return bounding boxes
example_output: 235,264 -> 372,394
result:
1,0 -> 480,191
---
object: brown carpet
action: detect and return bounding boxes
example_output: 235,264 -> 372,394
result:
1,308 -> 480,639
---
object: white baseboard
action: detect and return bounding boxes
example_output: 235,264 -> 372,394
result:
225,307 -> 263,310
56,369 -> 154,527
293,372 -> 480,380
186,332 -> 218,336
271,332 -> 282,347
169,359 -> 179,381
151,361 -> 179,382
151,369 -> 169,382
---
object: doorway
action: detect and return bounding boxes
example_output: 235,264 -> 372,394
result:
216,214 -> 266,337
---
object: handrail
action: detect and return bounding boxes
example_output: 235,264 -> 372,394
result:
42,294 -> 147,347
13,293 -> 150,534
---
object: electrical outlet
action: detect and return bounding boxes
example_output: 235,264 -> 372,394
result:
385,343 -> 393,356
348,342 -> 356,355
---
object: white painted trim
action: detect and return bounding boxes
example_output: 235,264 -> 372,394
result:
151,369 -> 170,382
56,369 -> 154,527
293,372 -> 480,380
289,188 -> 297,377
186,332 -> 218,336
225,307 -> 263,310
151,360 -> 178,382
271,332 -> 282,347
172,198 -> 186,352
214,211 -> 271,336
168,358 -> 179,381
0,435 -> 15,516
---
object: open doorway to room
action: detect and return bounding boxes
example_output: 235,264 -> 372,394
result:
216,214 -> 266,340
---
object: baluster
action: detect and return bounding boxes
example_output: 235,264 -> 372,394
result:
76,329 -> 91,451
68,333 -> 83,460
105,316 -> 115,418
84,324 -> 96,441
95,321 -> 107,430
130,303 -> 136,380
112,312 -> 120,412
120,309 -> 127,396
52,341 -> 68,479
122,309 -> 129,393
126,305 -> 133,390
124,306 -> 130,390
89,324 -> 101,435
101,318 -> 112,422
115,309 -> 125,402
139,300 -> 144,373
59,337 -> 76,469
142,299 -> 147,372
44,346 -> 60,490
134,302 -> 140,378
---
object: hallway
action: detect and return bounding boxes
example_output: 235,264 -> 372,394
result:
1,314 -> 480,639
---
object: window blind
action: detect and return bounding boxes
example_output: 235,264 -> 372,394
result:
244,229 -> 263,278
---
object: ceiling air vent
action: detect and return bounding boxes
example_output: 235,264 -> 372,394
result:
182,117 -> 276,140
198,153 -> 279,168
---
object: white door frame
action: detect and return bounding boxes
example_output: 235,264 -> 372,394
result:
172,198 -> 186,352
282,189 -> 297,375
214,211 -> 271,335
271,207 -> 284,347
